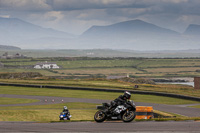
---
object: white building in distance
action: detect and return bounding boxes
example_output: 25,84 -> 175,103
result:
34,61 -> 59,69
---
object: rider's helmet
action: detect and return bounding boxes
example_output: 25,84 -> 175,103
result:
123,91 -> 131,100
63,106 -> 68,110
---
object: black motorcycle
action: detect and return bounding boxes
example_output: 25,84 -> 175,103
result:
94,100 -> 136,122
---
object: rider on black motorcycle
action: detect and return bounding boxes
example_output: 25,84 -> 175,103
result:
109,91 -> 131,112
94,91 -> 136,122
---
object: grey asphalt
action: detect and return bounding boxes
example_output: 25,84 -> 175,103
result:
0,121 -> 200,132
0,94 -> 109,106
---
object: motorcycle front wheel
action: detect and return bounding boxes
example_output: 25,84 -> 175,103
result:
94,110 -> 106,122
122,110 -> 136,122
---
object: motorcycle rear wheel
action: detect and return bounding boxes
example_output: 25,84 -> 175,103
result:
122,110 -> 136,122
94,110 -> 106,122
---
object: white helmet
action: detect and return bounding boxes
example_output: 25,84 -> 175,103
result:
63,106 -> 68,110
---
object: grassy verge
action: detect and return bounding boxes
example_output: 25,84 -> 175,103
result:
152,116 -> 200,122
0,109 -> 97,122
1,103 -> 199,122
0,78 -> 200,98
0,102 -> 97,122
153,110 -> 177,118
0,86 -> 199,105
189,105 -> 200,108
2,57 -> 200,78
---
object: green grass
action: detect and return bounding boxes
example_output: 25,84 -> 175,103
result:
2,61 -> 37,66
0,69 -> 61,76
152,117 -> 200,121
56,59 -> 143,69
0,85 -> 199,105
0,109 -> 96,122
0,102 -> 97,122
56,68 -> 142,75
2,57 -> 200,77
189,105 -> 200,108
0,79 -> 132,89
0,78 -> 200,98
0,102 -> 190,122
137,58 -> 200,68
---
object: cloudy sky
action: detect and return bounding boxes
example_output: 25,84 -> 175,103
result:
1,0 -> 200,35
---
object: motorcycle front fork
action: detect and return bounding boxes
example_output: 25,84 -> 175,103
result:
126,109 -> 130,116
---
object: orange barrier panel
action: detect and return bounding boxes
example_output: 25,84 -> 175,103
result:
136,106 -> 153,119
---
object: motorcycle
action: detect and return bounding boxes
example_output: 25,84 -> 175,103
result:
59,112 -> 72,120
94,100 -> 136,122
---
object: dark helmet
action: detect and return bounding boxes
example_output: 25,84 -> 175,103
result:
123,91 -> 131,99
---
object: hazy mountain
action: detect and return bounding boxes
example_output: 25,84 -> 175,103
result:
82,19 -> 179,37
0,17 -> 75,48
1,17 -> 200,50
184,24 -> 200,35
78,20 -> 200,50
78,20 -> 181,50
0,45 -> 21,50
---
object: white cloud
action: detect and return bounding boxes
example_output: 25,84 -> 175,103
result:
0,0 -> 51,11
44,11 -> 64,21
28,11 -> 64,31
177,15 -> 200,25
0,15 -> 10,18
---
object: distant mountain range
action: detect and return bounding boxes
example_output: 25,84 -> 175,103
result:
0,45 -> 21,50
0,17 -> 200,50
80,19 -> 182,50
0,17 -> 74,49
82,19 -> 179,37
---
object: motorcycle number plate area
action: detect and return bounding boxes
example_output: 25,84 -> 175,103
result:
111,117 -> 118,120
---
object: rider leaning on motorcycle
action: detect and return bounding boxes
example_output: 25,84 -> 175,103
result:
110,91 -> 131,110
63,106 -> 70,115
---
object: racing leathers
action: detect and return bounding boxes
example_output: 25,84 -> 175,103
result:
63,109 -> 70,117
109,95 -> 127,113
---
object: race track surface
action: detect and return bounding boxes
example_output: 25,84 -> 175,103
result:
1,121 -> 200,132
1,94 -> 200,132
